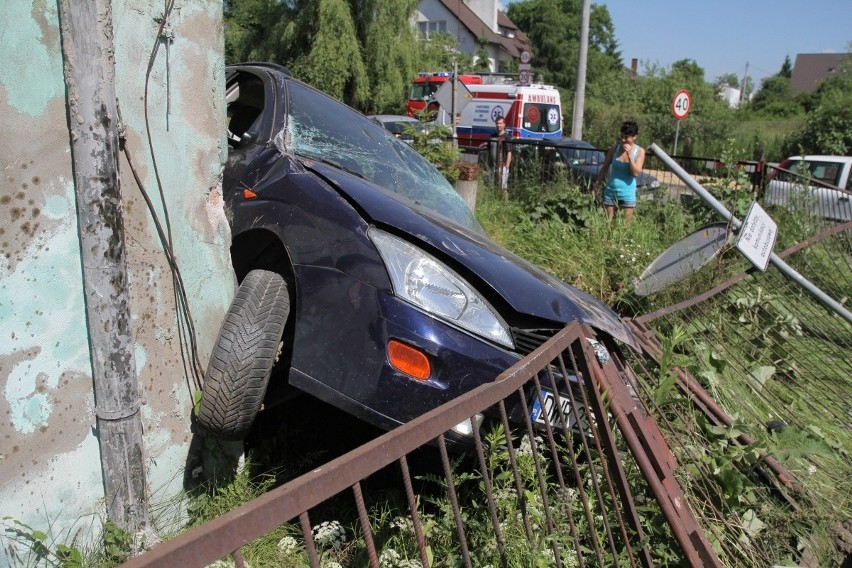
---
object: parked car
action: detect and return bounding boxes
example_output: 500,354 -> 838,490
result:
367,114 -> 427,144
764,155 -> 852,221
200,63 -> 637,443
479,137 -> 660,191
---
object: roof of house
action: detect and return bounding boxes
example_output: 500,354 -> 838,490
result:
791,53 -> 850,94
436,0 -> 531,58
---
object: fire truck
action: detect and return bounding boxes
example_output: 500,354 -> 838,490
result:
454,83 -> 563,151
406,72 -> 483,118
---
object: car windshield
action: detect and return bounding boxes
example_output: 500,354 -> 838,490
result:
278,80 -> 483,234
409,82 -> 440,101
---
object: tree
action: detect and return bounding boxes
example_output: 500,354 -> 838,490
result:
506,0 -> 621,90
784,58 -> 852,155
288,0 -> 369,106
357,0 -> 420,113
749,75 -> 800,117
473,37 -> 492,73
714,73 -> 739,90
779,55 -> 793,78
224,0 -> 422,112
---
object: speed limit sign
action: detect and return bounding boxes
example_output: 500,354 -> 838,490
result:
672,89 -> 692,120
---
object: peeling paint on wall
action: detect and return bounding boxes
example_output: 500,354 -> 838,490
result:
1,0 -> 231,559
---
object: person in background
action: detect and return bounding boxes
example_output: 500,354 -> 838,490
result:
494,115 -> 512,195
596,120 -> 645,222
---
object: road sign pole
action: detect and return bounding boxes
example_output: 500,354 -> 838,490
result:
673,120 -> 680,156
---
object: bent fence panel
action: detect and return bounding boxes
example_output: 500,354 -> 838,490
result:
121,322 -> 730,567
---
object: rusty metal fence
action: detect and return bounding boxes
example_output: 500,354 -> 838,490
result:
121,322 -> 736,567
117,149 -> 850,568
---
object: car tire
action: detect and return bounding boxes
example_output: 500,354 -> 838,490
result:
196,269 -> 291,441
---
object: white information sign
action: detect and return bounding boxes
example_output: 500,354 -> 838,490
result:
735,202 -> 777,271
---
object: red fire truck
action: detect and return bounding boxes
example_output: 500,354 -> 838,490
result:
406,72 -> 483,118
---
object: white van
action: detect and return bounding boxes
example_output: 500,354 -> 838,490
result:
765,155 -> 852,221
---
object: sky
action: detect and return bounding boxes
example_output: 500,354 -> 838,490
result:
503,0 -> 852,87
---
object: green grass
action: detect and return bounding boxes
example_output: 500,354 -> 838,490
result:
6,168 -> 848,567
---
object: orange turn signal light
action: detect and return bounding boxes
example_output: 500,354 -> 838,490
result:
243,188 -> 257,199
388,340 -> 431,381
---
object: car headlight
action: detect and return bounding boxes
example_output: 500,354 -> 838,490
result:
369,228 -> 514,349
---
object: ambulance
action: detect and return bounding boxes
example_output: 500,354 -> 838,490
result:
455,83 -> 563,151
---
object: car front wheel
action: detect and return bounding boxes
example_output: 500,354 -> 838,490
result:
196,269 -> 291,440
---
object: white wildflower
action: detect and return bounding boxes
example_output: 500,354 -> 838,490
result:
807,465 -> 817,475
277,535 -> 300,556
379,548 -> 401,567
312,520 -> 347,550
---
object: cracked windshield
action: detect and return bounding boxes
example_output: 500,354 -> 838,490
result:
278,80 -> 482,234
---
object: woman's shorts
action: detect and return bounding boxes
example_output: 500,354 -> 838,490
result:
602,185 -> 636,208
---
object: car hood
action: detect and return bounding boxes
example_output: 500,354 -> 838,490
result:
309,162 -> 637,348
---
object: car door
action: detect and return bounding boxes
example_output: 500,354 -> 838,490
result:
767,158 -> 852,221
223,68 -> 282,199
806,160 -> 852,221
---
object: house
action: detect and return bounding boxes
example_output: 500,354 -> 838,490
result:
791,53 -> 851,94
415,0 -> 532,72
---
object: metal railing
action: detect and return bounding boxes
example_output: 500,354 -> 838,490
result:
122,322 -> 729,567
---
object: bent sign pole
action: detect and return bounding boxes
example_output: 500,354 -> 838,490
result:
649,143 -> 852,325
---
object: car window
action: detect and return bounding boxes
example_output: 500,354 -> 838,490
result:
226,75 -> 265,142
279,80 -> 483,234
522,103 -> 561,133
790,160 -> 843,186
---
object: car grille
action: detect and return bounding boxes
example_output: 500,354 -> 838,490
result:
510,327 -> 561,356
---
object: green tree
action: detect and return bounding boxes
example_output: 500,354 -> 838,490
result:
506,0 -> 621,90
779,55 -> 793,79
288,0 -> 369,106
750,75 -> 800,117
357,0 -> 420,113
417,32 -> 473,73
715,72 -> 740,90
224,0 -> 293,64
473,37 -> 492,73
783,58 -> 852,155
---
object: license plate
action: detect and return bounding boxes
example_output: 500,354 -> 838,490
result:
530,388 -> 588,431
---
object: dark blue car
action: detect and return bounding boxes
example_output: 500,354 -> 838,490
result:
196,63 -> 637,442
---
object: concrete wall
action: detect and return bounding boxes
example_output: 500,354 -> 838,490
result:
0,0 -> 232,558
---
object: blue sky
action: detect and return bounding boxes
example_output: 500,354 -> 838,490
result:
503,0 -> 851,86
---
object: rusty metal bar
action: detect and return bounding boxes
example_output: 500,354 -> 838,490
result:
566,342 -> 650,568
471,416 -> 509,567
496,400 -> 536,544
437,434 -> 473,568
399,455 -> 431,568
352,482 -> 379,567
580,325 -> 724,567
299,512 -> 319,568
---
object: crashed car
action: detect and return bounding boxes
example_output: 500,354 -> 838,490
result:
196,62 -> 636,442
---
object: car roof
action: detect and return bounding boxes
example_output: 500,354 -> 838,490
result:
785,155 -> 852,163
367,114 -> 420,122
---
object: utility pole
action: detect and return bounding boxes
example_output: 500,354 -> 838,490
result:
571,0 -> 591,139
739,61 -> 750,106
57,0 -> 148,533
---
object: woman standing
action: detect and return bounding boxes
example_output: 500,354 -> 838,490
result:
596,121 -> 645,222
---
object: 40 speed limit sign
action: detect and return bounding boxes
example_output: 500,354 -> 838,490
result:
672,89 -> 692,120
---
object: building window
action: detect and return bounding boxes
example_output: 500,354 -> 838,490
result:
418,20 -> 447,39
